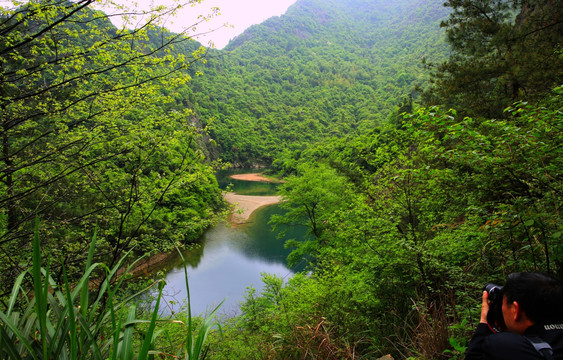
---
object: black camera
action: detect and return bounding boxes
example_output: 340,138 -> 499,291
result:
484,283 -> 506,332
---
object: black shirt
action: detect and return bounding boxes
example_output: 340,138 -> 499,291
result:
465,323 -> 563,360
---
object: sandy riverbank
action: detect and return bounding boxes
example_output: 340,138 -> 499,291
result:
224,192 -> 282,224
229,172 -> 281,183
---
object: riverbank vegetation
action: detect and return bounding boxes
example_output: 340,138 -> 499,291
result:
0,0 -> 561,358
212,90 -> 561,359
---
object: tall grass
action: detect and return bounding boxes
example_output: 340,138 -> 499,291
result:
0,221 -> 221,359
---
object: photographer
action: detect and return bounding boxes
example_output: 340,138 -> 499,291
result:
465,272 -> 563,359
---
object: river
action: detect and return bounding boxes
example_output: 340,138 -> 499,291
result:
155,170 -> 307,316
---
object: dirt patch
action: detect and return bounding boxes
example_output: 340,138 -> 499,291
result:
229,173 -> 281,183
89,250 -> 181,289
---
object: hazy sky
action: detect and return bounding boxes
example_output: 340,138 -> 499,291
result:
107,0 -> 298,49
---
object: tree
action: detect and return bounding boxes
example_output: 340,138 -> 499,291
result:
0,0 -> 223,285
270,162 -> 355,266
424,0 -> 563,118
412,89 -> 563,278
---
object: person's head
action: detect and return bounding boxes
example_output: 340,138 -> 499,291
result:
501,272 -> 562,334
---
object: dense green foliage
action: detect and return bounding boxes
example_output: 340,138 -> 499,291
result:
423,0 -> 563,118
209,89 -> 561,360
1,0 -> 561,358
0,0 -> 225,288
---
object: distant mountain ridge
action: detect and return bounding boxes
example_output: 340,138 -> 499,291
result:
187,0 -> 450,165
226,0 -> 446,50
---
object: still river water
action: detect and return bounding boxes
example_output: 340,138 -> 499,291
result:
155,170 -> 307,316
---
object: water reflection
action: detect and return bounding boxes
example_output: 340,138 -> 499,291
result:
161,224 -> 294,316
158,172 -> 307,316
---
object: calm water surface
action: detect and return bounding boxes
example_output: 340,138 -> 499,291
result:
158,171 -> 306,316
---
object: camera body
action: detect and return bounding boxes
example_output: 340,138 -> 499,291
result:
484,283 -> 506,332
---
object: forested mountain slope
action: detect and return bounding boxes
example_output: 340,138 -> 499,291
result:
187,0 -> 449,165
0,0 -> 225,287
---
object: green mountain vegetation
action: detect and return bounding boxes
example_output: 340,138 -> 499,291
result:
0,0 -> 561,358
188,0 -> 449,166
0,0 -> 225,286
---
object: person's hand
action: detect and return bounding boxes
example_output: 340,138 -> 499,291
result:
479,290 -> 490,324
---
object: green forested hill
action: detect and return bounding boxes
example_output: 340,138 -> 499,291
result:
1,0 -> 560,359
187,0 -> 449,165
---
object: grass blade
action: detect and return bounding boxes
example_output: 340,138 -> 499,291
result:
32,217 -> 48,359
138,280 -> 165,360
175,246 -> 222,359
193,300 -> 225,358
89,249 -> 142,321
7,271 -> 27,314
80,227 -> 97,349
63,266 -> 78,359
120,305 -> 137,360
0,311 -> 36,358
0,325 -> 23,360
175,248 -> 194,356
109,305 -> 123,360
75,314 -> 104,360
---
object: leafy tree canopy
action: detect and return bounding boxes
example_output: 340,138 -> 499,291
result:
0,0 -> 225,285
423,0 -> 563,118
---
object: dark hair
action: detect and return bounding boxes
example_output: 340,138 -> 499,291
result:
503,272 -> 563,324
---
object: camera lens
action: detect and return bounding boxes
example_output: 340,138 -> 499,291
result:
484,283 -> 503,297
483,283 -> 505,332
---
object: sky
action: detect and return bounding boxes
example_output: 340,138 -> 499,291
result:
107,0 -> 298,49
